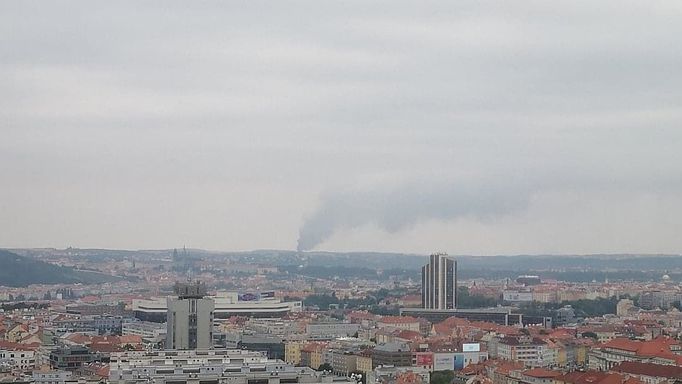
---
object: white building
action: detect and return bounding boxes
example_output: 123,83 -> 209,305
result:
109,349 -> 355,384
496,336 -> 556,367
0,347 -> 36,371
134,292 -> 302,321
122,321 -> 167,343
503,290 -> 534,303
306,322 -> 360,340
32,370 -> 73,384
166,282 -> 214,350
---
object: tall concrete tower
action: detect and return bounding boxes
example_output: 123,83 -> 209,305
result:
421,253 -> 458,309
166,281 -> 214,350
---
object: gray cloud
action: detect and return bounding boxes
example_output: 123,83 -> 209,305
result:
1,1 -> 682,253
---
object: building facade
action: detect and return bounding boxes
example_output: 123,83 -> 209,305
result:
109,349 -> 354,384
421,253 -> 457,310
166,282 -> 214,350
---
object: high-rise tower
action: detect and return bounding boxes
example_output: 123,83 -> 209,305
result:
421,253 -> 458,309
166,281 -> 214,350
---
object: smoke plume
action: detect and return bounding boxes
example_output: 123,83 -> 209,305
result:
296,178 -> 533,251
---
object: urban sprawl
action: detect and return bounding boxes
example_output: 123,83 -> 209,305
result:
1,249 -> 681,384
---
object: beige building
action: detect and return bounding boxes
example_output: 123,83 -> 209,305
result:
532,290 -> 557,303
310,349 -> 324,370
285,341 -> 302,365
355,353 -> 373,375
617,299 -> 636,316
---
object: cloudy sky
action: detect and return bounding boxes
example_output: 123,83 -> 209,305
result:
2,1 -> 682,255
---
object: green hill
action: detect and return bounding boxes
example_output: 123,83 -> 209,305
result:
0,249 -> 121,287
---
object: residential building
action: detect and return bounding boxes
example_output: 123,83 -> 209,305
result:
122,321 -> 166,343
306,322 -> 360,340
109,349 -> 355,384
32,370 -> 74,384
285,341 -> 303,365
330,350 -> 357,376
0,347 -> 36,371
588,337 -> 682,371
355,352 -> 373,375
496,336 -> 556,367
376,317 -> 421,333
617,299 -> 636,317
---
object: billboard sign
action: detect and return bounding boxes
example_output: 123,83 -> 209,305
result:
238,292 -> 261,301
462,343 -> 480,352
433,353 -> 455,371
415,352 -> 433,366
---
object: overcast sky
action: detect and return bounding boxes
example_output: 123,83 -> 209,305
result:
2,1 -> 682,255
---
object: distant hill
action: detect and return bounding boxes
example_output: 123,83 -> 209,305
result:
0,249 -> 121,287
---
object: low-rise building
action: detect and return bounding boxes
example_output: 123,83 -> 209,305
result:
376,317 -> 421,333
306,323 -> 360,340
285,341 -> 303,365
372,342 -> 412,368
367,366 -> 430,384
496,336 -> 556,367
588,338 -> 682,371
121,321 -> 166,343
355,352 -> 373,375
109,349 -> 353,384
612,361 -> 682,384
32,370 -> 74,384
0,346 -> 36,371
49,345 -> 97,371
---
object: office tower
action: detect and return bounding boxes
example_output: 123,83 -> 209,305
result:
166,281 -> 214,350
421,253 -> 457,309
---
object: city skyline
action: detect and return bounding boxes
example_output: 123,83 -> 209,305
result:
1,1 -> 681,382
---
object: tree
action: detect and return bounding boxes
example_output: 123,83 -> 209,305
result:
430,370 -> 454,384
456,287 -> 500,308
318,363 -> 333,372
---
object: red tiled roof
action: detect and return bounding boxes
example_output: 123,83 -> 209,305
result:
0,340 -> 40,351
492,361 -> 525,375
118,335 -> 143,345
602,338 -> 640,352
396,330 -> 422,341
523,368 -> 562,378
602,337 -> 682,363
612,361 -> 682,379
65,333 -> 91,344
379,316 -> 419,324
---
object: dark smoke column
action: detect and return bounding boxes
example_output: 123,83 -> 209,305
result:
421,253 -> 457,309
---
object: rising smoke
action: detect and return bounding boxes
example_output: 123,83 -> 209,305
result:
296,178 -> 534,251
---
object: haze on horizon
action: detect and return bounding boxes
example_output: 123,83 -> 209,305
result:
2,1 -> 682,255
